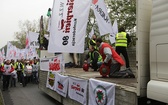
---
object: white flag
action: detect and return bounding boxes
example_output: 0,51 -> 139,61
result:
109,19 -> 118,44
48,0 -> 91,53
89,78 -> 116,105
112,19 -> 118,35
28,31 -> 39,48
92,0 -> 113,36
89,27 -> 94,39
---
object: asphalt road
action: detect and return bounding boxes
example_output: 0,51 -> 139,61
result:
1,82 -> 62,105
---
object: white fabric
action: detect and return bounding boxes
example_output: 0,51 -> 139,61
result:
11,70 -> 17,79
109,19 -> 118,44
27,47 -> 38,59
0,51 -> 4,63
25,65 -> 33,76
91,0 -> 113,36
32,63 -> 39,72
28,31 -> 40,48
40,54 -> 64,72
44,34 -> 49,40
48,0 -> 91,53
68,77 -> 88,105
3,64 -> 12,75
89,78 -> 116,105
6,42 -> 17,60
54,73 -> 69,97
2,48 -> 5,59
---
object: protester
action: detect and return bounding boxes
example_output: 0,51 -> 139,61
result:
23,61 -> 33,86
115,27 -> 132,71
84,45 -> 102,71
10,70 -> 17,87
32,59 -> 39,84
1,60 -> 14,91
96,37 -> 135,78
15,59 -> 24,84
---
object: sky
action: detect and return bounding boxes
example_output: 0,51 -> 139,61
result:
0,0 -> 53,48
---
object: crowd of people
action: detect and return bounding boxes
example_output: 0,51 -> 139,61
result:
0,58 -> 39,91
0,27 -> 135,91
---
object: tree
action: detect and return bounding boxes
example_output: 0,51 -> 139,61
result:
14,17 -> 49,49
86,0 -> 136,46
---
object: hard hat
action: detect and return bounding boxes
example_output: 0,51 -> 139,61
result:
83,63 -> 89,71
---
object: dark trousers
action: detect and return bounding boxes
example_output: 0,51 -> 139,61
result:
32,71 -> 38,83
21,73 -> 27,87
116,46 -> 130,68
11,78 -> 16,87
3,75 -> 11,90
109,63 -> 134,78
17,71 -> 22,82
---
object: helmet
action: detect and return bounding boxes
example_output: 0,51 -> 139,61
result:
99,64 -> 110,77
83,63 -> 89,71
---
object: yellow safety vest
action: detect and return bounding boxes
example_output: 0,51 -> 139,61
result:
89,51 -> 102,62
115,32 -> 127,47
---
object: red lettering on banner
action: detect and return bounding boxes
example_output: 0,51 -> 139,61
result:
49,63 -> 60,71
64,0 -> 74,33
71,85 -> 81,91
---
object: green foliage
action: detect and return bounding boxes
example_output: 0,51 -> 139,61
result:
86,0 -> 136,46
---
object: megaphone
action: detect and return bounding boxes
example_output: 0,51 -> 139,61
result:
99,64 -> 110,77
83,63 -> 89,71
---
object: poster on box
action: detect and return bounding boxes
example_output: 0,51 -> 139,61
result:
68,77 -> 88,105
46,71 -> 56,90
54,73 -> 69,97
40,54 -> 64,72
89,78 -> 116,105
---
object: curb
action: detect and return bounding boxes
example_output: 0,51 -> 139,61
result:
0,90 -> 5,105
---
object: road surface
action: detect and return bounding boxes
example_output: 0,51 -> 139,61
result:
1,82 -> 62,105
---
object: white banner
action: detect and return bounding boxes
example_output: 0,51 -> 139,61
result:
28,31 -> 40,48
27,47 -> 38,59
6,42 -> 17,60
54,73 -> 69,97
17,49 -> 26,59
68,77 -> 88,105
48,0 -> 91,53
46,71 -> 56,90
92,0 -> 113,36
25,33 -> 30,49
0,51 -> 4,63
40,54 -> 64,72
89,78 -> 116,105
1,48 -> 5,59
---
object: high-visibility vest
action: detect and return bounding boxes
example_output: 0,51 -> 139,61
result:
89,50 -> 102,63
115,32 -> 127,47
